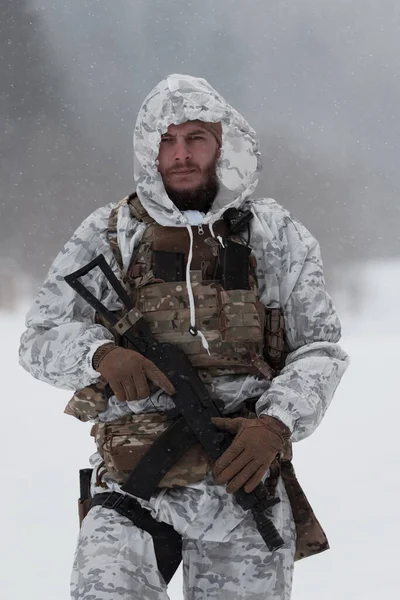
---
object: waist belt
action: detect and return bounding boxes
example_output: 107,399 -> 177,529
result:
90,492 -> 182,584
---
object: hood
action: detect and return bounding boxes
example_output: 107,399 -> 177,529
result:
133,73 -> 262,228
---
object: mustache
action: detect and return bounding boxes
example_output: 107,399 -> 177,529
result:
168,164 -> 199,174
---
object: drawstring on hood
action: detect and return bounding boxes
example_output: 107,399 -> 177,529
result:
181,209 -> 210,352
185,224 -> 210,353
182,211 -> 227,352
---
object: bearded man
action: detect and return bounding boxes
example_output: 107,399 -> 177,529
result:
19,74 -> 349,600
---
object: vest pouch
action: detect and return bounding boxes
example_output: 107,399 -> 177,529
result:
218,287 -> 264,343
219,240 -> 251,290
264,308 -> 287,371
91,413 -> 211,488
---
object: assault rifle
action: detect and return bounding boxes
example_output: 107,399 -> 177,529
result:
65,254 -> 284,552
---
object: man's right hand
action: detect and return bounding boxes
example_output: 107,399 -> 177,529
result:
93,344 -> 175,402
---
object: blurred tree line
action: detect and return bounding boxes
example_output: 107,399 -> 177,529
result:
1,0 -> 399,300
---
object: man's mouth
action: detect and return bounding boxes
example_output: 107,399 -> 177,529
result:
170,169 -> 197,175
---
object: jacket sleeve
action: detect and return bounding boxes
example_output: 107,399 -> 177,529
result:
255,213 -> 349,442
18,203 -> 121,391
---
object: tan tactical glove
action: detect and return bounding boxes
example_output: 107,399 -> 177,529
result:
211,415 -> 290,494
93,343 -> 175,402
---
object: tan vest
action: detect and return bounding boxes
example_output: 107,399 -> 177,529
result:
108,194 -> 286,378
65,193 -> 329,561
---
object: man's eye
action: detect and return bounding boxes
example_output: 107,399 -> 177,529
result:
189,135 -> 205,141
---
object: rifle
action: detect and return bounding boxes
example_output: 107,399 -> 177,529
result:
65,254 -> 284,552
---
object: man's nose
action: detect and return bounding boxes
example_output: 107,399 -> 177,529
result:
174,139 -> 191,161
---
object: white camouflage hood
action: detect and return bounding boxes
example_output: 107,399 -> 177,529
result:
134,73 -> 262,227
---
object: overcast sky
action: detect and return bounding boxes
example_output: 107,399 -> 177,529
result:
31,0 -> 399,169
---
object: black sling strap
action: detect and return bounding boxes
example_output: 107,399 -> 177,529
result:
90,492 -> 182,584
122,416 -> 200,500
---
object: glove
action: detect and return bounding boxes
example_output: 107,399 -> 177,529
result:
93,343 -> 175,402
211,415 -> 290,494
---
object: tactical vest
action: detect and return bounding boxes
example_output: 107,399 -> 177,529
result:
108,193 -> 286,378
65,193 -> 286,422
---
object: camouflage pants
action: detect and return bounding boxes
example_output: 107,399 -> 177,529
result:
70,474 -> 295,599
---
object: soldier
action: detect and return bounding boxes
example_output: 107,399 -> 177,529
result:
19,74 -> 349,600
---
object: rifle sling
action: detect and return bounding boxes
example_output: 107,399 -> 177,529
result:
122,416 -> 199,499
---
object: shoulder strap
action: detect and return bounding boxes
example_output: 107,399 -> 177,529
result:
127,193 -> 155,225
106,191 -> 154,269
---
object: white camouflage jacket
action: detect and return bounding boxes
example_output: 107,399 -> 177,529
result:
19,74 -> 349,443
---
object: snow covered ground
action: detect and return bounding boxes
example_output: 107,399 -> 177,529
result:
2,262 -> 399,599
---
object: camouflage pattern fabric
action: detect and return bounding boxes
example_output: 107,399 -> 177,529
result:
133,75 -> 262,228
134,280 -> 266,369
91,413 -> 210,488
62,192 -> 329,560
71,473 -> 296,600
19,73 -> 350,597
64,379 -> 108,422
18,72 -> 349,439
110,193 -> 270,375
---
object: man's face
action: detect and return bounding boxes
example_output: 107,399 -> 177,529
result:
157,121 -> 220,212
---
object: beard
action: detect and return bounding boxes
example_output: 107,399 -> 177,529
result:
163,162 -> 220,213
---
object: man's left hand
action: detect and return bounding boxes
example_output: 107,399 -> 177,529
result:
211,415 -> 290,494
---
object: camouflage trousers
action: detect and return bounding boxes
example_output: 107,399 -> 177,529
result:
70,473 -> 296,600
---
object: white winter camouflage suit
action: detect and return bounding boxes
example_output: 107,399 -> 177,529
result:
19,74 -> 349,600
